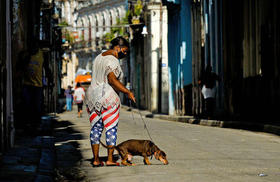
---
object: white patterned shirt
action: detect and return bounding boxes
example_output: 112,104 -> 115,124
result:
86,53 -> 123,113
74,87 -> 85,102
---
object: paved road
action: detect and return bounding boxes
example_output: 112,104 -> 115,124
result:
54,106 -> 280,182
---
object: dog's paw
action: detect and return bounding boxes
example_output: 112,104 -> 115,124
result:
143,159 -> 151,165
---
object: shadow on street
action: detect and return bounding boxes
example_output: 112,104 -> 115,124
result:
54,119 -> 86,182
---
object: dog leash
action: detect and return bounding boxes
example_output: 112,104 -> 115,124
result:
136,104 -> 155,160
138,108 -> 154,142
130,100 -> 154,160
130,100 -> 153,142
129,100 -> 135,121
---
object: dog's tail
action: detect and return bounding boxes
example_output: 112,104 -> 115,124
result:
100,141 -> 112,149
100,141 -> 118,151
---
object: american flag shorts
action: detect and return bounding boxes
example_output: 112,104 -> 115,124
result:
88,104 -> 120,145
90,118 -> 118,146
89,104 -> 120,131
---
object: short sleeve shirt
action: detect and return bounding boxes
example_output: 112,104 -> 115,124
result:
64,89 -> 72,99
74,87 -> 85,102
86,53 -> 123,113
23,49 -> 44,87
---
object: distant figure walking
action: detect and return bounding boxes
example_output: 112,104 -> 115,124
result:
64,85 -> 73,111
74,82 -> 85,117
199,65 -> 220,119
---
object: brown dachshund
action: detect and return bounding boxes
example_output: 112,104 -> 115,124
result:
100,139 -> 168,166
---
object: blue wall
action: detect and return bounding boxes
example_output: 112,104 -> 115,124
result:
166,0 -> 192,114
168,0 -> 192,88
167,0 -> 192,110
181,0 -> 193,86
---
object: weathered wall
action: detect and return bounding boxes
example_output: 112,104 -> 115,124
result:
166,0 -> 193,115
223,0 -> 280,121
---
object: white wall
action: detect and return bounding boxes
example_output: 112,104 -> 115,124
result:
161,6 -> 169,114
144,3 -> 169,113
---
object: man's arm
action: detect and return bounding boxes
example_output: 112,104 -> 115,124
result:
42,51 -> 55,87
107,72 -> 136,103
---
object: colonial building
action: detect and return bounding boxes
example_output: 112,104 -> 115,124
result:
58,0 -> 127,89
128,0 -> 169,113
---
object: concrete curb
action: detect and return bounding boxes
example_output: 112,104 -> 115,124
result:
263,125 -> 280,135
121,105 -> 280,136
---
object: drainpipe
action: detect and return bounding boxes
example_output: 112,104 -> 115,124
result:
6,0 -> 15,148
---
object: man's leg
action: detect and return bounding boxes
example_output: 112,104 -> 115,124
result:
77,104 -> 81,117
205,98 -> 210,119
69,98 -> 72,111
208,98 -> 215,118
66,98 -> 69,110
206,98 -> 215,119
33,87 -> 43,127
22,86 -> 32,126
80,103 -> 83,117
66,98 -> 71,111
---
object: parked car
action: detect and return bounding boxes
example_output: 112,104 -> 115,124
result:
75,71 -> 91,90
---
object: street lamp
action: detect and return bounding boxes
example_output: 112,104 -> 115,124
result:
141,25 -> 148,37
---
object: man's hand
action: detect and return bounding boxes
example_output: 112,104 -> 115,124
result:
127,91 -> 136,103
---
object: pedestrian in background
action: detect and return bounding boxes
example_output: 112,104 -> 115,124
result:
74,82 -> 85,118
20,42 -> 51,132
86,36 -> 135,167
64,85 -> 73,111
199,65 -> 220,119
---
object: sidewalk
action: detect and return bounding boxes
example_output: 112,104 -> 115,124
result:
0,116 -> 55,182
121,105 -> 280,136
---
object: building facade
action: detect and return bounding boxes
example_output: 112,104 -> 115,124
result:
159,0 -> 280,124
222,0 -> 280,121
58,0 -> 127,89
1,0 -> 61,152
163,0 -> 193,115
191,0 -> 280,122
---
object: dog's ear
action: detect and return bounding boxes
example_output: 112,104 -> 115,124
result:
160,151 -> 166,157
150,142 -> 158,153
146,141 -> 155,155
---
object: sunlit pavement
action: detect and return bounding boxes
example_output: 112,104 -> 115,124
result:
54,105 -> 280,182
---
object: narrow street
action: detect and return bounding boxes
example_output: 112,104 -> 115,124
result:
1,1 -> 280,182
54,105 -> 280,182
